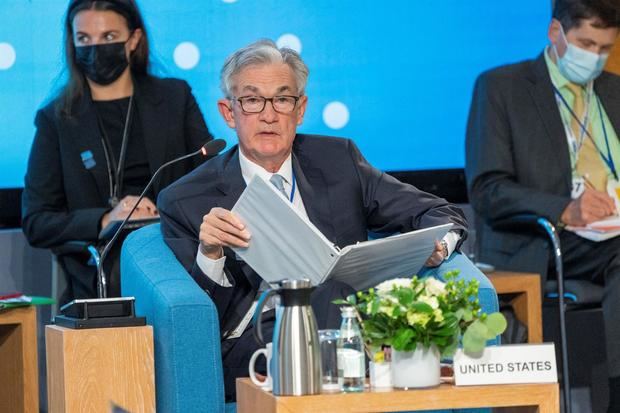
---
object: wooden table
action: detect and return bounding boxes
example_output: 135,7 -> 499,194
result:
487,271 -> 542,343
237,378 -> 559,413
0,305 -> 39,413
46,324 -> 155,413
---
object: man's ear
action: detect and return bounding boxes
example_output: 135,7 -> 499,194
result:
548,19 -> 561,46
218,99 -> 236,129
296,95 -> 308,125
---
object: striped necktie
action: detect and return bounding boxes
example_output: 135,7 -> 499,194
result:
269,174 -> 288,199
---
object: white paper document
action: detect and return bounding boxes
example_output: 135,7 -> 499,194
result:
231,176 -> 453,290
567,215 -> 620,242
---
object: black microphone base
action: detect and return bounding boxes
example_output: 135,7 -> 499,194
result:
55,297 -> 146,329
54,314 -> 146,329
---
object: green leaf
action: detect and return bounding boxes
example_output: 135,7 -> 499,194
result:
370,297 -> 380,315
462,331 -> 486,354
395,288 -> 414,305
392,305 -> 402,317
462,321 -> 488,354
331,298 -> 349,305
483,312 -> 508,338
347,295 -> 357,306
409,301 -> 434,313
392,328 -> 415,351
461,309 -> 473,322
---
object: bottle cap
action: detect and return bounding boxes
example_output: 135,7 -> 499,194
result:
340,306 -> 356,317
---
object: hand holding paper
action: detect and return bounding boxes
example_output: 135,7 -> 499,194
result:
198,207 -> 250,259
230,176 -> 453,290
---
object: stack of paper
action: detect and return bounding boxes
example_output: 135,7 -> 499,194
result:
0,292 -> 54,309
567,216 -> 620,242
231,176 -> 453,290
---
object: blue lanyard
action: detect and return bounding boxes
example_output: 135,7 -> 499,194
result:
553,86 -> 618,180
289,169 -> 296,203
595,96 -> 617,180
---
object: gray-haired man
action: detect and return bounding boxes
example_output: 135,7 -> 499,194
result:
158,39 -> 472,401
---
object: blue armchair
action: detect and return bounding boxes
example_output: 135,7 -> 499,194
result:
121,224 -> 498,413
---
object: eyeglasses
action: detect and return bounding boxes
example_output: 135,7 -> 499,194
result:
234,95 -> 300,114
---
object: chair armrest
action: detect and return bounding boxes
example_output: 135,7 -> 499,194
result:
51,240 -> 92,256
121,224 -> 226,413
492,213 -> 547,232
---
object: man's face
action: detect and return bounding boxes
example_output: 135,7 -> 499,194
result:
218,62 -> 308,170
548,17 -> 618,56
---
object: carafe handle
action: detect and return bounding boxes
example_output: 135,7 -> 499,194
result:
252,289 -> 278,347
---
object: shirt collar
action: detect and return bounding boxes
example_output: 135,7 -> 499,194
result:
238,149 -> 293,186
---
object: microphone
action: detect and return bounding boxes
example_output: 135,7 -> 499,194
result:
96,138 -> 227,297
56,139 -> 227,328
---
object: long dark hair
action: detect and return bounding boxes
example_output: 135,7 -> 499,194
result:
57,0 -> 150,117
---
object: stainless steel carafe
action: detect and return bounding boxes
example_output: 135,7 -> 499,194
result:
254,279 -> 322,396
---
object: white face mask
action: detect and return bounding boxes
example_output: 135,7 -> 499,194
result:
553,25 -> 609,84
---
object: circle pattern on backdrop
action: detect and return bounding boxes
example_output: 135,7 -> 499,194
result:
323,101 -> 350,129
0,43 -> 16,70
276,34 -> 302,54
173,42 -> 200,70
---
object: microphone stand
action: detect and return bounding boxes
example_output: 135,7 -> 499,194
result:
96,146 -> 208,298
56,140 -> 225,329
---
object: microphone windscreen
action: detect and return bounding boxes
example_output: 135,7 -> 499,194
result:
201,139 -> 227,156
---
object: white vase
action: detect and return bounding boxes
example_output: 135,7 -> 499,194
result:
391,345 -> 440,389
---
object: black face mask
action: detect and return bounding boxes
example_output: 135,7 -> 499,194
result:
75,41 -> 129,85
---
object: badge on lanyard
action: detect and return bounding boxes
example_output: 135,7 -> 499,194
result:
607,178 -> 620,215
572,176 -> 586,199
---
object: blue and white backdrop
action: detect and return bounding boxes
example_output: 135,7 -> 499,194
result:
0,0 -> 549,189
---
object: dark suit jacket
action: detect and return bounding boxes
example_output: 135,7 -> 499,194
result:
22,75 -> 212,298
159,134 -> 467,338
465,53 -> 620,283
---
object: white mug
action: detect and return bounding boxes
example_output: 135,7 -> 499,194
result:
249,342 -> 272,391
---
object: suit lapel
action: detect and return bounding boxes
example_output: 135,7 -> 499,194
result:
292,143 -> 336,243
213,148 -> 260,324
215,148 -> 246,210
133,77 -> 169,194
527,53 -> 572,190
595,73 -> 620,144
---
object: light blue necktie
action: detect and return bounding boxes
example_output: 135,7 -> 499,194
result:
269,174 -> 288,199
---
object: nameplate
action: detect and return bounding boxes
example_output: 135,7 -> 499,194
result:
454,344 -> 558,386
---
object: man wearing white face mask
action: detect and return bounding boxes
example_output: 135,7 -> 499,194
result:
466,0 -> 620,410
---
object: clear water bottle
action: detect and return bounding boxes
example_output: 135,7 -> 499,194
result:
337,306 -> 365,392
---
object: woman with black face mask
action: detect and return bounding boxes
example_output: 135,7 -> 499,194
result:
22,0 -> 213,303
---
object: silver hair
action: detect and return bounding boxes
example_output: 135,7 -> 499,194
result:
219,39 -> 309,98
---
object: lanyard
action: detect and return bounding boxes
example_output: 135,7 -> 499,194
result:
97,95 -> 134,207
553,86 -> 618,180
595,96 -> 617,180
289,169 -> 296,203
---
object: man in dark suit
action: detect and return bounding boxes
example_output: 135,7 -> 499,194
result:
159,39 -> 476,401
465,0 -> 620,408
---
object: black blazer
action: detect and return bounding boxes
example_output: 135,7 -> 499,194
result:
22,75 -> 212,301
465,53 -> 620,283
159,134 -> 467,337
22,75 -> 212,249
